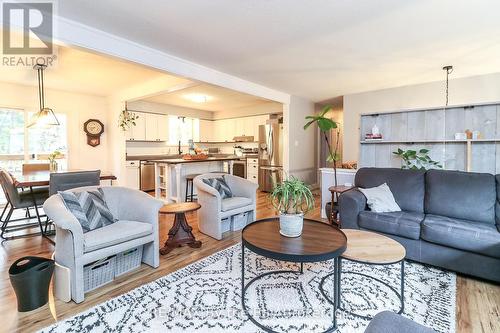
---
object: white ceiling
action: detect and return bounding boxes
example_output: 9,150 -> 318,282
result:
0,45 -> 168,96
57,0 -> 500,102
143,83 -> 273,112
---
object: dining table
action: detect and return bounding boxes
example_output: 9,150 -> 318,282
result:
8,170 -> 117,243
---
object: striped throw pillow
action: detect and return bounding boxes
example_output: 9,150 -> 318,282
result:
59,188 -> 116,232
202,176 -> 233,199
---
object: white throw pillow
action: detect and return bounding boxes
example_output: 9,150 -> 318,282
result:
358,183 -> 401,213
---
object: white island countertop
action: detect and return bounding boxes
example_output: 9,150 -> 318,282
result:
147,156 -> 244,164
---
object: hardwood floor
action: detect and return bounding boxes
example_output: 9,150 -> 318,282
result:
0,191 -> 498,333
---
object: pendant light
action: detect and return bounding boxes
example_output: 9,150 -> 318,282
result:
27,64 -> 59,128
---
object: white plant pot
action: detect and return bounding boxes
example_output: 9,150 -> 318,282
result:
279,213 -> 304,237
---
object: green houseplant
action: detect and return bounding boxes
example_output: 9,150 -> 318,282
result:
270,177 -> 314,237
393,148 -> 443,170
118,110 -> 139,131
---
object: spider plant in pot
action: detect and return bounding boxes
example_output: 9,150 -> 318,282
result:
270,177 -> 315,237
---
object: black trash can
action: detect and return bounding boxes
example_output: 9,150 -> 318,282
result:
9,256 -> 54,312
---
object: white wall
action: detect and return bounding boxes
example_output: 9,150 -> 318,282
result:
285,96 -> 317,185
343,72 -> 500,162
0,81 -> 110,171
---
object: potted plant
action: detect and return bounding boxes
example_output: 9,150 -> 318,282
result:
48,150 -> 62,171
393,148 -> 443,170
304,105 -> 340,219
118,109 -> 139,131
270,177 -> 315,237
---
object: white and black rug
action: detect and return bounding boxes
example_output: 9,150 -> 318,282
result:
41,244 -> 456,333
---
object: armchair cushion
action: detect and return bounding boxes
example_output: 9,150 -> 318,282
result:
221,197 -> 252,212
59,188 -> 116,232
202,176 -> 233,199
421,214 -> 500,258
83,220 -> 153,253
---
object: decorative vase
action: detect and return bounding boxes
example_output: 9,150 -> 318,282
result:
279,213 -> 304,237
49,160 -> 58,172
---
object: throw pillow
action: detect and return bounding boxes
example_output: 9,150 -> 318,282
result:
59,188 -> 116,232
202,176 -> 233,199
358,183 -> 401,213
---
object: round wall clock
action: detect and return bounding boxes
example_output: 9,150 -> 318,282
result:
84,119 -> 104,147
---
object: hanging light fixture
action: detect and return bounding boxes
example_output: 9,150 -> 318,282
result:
442,65 -> 453,107
27,64 -> 59,128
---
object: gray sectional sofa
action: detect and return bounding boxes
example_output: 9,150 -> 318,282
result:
339,167 -> 500,282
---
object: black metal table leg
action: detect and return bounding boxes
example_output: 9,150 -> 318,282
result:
319,258 -> 405,321
241,250 -> 339,333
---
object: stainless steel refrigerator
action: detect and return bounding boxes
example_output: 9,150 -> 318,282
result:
258,123 -> 283,192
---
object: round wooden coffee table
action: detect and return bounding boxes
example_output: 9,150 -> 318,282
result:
159,202 -> 202,255
320,229 -> 406,320
241,217 -> 347,333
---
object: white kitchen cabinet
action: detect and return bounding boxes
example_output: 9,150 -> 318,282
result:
129,113 -> 167,141
199,119 -> 213,142
125,113 -> 146,141
125,160 -> 140,189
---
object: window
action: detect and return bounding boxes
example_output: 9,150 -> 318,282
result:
0,108 -> 68,172
168,116 -> 200,145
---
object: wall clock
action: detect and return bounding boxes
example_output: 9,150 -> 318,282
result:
84,119 -> 104,147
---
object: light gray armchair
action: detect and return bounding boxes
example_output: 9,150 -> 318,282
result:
43,186 -> 164,303
194,173 -> 258,240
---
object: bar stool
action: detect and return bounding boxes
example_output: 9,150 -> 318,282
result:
185,174 -> 200,202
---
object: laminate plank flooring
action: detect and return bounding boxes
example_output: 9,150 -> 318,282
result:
0,191 -> 498,332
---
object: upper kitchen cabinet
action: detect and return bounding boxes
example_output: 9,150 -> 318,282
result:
145,113 -> 168,141
125,113 -> 146,141
126,112 -> 168,141
199,119 -> 214,142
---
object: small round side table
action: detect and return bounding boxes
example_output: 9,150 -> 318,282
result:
159,202 -> 202,255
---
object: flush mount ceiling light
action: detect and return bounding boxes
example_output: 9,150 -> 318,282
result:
183,94 -> 211,103
27,64 -> 60,128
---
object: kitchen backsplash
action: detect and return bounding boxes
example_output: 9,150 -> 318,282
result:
126,141 -> 258,156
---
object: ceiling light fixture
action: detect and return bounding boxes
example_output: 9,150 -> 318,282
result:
184,94 -> 210,103
27,64 -> 60,128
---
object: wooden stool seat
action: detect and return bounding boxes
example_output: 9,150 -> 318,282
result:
159,202 -> 202,255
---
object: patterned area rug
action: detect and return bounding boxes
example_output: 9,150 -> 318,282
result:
41,244 -> 456,333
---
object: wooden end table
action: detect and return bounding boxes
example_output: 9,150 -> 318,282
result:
241,218 -> 347,333
319,229 -> 406,320
159,202 -> 202,255
328,185 -> 354,226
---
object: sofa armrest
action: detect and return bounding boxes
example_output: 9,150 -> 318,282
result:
43,194 -> 85,256
339,188 -> 367,229
225,175 -> 258,201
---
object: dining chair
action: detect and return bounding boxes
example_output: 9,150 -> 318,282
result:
22,163 -> 50,173
0,169 -> 49,240
49,170 -> 101,196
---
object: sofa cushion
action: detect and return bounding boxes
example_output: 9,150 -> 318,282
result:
83,220 -> 153,253
358,183 -> 401,213
59,188 -> 116,232
358,210 -> 424,240
202,176 -> 233,199
421,214 -> 500,258
221,197 -> 252,212
425,170 -> 495,224
355,168 -> 425,213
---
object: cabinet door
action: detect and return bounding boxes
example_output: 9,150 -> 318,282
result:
244,117 -> 255,138
235,118 -> 245,137
145,113 -> 158,141
157,114 -> 168,141
127,112 -> 146,140
199,119 -> 213,142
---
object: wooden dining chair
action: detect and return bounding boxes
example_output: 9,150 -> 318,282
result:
22,163 -> 50,173
49,170 -> 101,196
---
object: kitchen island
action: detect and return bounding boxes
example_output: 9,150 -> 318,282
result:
147,156 -> 241,202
